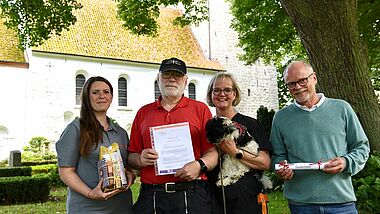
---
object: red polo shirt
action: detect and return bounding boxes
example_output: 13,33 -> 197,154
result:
128,96 -> 213,184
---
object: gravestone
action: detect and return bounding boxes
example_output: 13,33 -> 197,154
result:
9,150 -> 21,167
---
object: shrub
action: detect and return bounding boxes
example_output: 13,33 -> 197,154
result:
0,174 -> 51,205
21,160 -> 57,166
0,159 -> 8,167
31,164 -> 57,175
31,164 -> 65,187
256,105 -> 275,136
0,166 -> 32,177
22,136 -> 57,162
353,152 -> 380,213
48,168 -> 66,187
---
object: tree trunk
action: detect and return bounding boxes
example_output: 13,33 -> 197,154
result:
280,0 -> 380,152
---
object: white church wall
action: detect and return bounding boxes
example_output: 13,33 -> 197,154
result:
0,66 -> 28,160
0,0 -> 280,160
191,0 -> 279,118
0,52 -> 217,160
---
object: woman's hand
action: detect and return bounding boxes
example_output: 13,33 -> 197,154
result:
219,139 -> 239,156
125,168 -> 136,189
88,180 -> 124,200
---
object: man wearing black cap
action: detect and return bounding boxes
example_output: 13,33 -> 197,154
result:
128,57 -> 218,213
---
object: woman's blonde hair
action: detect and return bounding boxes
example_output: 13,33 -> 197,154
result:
206,72 -> 241,107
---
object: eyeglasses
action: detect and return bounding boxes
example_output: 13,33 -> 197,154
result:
161,72 -> 184,80
286,72 -> 314,89
212,88 -> 235,95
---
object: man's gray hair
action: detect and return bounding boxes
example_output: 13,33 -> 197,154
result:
283,61 -> 314,81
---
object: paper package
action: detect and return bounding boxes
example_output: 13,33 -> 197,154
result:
98,142 -> 128,192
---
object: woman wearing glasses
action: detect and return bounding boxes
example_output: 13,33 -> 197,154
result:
206,73 -> 272,214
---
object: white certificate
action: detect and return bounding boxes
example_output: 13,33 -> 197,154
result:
150,122 -> 195,175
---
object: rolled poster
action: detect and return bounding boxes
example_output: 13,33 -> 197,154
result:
275,162 -> 327,170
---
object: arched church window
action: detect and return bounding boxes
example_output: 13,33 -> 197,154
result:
154,80 -> 161,101
118,77 -> 128,106
76,74 -> 86,105
188,83 -> 196,100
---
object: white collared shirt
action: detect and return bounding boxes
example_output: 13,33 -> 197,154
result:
294,93 -> 326,112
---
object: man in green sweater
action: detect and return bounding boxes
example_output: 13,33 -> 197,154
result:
271,61 -> 370,214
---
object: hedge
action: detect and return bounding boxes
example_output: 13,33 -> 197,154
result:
0,174 -> 51,205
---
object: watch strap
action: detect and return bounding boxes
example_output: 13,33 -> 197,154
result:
197,159 -> 208,173
235,149 -> 244,159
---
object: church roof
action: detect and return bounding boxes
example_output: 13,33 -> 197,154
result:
33,0 -> 223,71
0,19 -> 26,64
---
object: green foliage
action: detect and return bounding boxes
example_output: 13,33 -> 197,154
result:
227,0 -> 380,90
48,167 -> 66,187
0,159 -> 8,167
370,68 -> 380,91
0,174 -> 51,205
117,0 -> 160,36
267,190 -> 290,213
28,136 -> 48,153
31,164 -> 56,175
0,0 -> 82,50
358,0 -> 380,83
0,166 -> 32,177
22,136 -> 57,162
228,0 -> 306,67
31,164 -> 65,187
277,70 -> 291,109
265,171 -> 284,192
256,105 -> 275,135
21,160 -> 57,166
117,0 -> 208,36
353,152 -> 380,213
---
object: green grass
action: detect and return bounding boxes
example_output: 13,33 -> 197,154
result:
0,181 -> 290,214
268,190 -> 290,214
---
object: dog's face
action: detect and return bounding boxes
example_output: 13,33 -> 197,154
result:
205,117 -> 238,145
206,116 -> 253,147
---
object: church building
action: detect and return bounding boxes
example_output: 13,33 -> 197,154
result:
0,0 -> 278,160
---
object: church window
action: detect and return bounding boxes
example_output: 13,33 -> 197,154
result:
188,83 -> 196,100
118,77 -> 128,106
154,80 -> 161,101
76,74 -> 86,105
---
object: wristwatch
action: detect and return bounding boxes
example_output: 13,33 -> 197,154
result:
197,159 -> 208,173
235,149 -> 244,159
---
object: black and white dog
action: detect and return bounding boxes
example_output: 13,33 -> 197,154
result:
205,116 -> 272,189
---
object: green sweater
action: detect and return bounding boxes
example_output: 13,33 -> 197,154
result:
270,98 -> 369,204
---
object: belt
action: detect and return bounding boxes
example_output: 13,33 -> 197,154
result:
141,180 -> 205,193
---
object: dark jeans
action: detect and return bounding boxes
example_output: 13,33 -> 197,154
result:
133,182 -> 211,214
288,202 -> 358,214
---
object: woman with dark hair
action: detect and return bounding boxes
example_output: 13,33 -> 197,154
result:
206,73 -> 272,214
56,76 -> 134,213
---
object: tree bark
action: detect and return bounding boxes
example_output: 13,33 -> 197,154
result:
280,0 -> 380,152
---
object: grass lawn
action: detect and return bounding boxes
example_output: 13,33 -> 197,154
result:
0,180 -> 290,214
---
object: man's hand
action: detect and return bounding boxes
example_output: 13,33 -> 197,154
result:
174,161 -> 201,181
323,157 -> 346,174
275,160 -> 294,181
140,148 -> 158,167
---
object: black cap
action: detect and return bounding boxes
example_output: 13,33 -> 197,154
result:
159,57 -> 187,75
